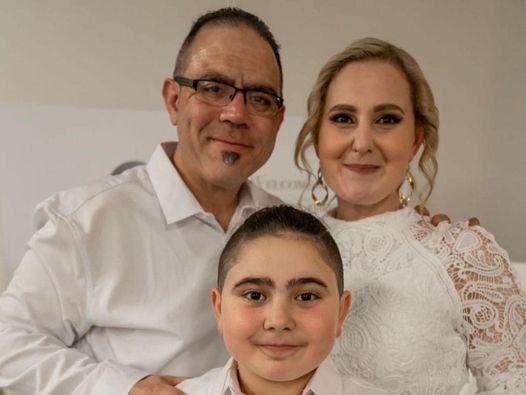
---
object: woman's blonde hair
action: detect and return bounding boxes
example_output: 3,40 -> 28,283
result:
294,37 -> 439,205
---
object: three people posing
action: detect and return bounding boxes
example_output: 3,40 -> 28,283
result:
0,7 -> 524,395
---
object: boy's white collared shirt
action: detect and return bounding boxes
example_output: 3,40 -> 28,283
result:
177,357 -> 389,395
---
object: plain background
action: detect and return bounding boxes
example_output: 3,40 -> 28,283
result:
1,0 -> 525,289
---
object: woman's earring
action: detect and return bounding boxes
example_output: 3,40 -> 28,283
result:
398,171 -> 415,207
311,168 -> 329,206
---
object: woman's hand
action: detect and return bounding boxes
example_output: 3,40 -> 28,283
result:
415,205 -> 480,227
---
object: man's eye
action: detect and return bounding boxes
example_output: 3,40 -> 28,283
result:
296,292 -> 319,302
329,113 -> 354,124
199,82 -> 227,96
377,114 -> 401,125
248,93 -> 272,108
242,291 -> 266,302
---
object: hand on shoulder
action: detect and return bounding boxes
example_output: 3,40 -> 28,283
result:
415,205 -> 480,227
129,374 -> 188,395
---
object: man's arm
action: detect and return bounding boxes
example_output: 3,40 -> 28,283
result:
0,217 -> 148,395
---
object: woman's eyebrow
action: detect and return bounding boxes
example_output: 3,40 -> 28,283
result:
374,103 -> 405,114
327,104 -> 357,113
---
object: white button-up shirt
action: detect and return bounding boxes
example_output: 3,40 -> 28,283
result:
177,357 -> 389,395
0,142 -> 281,395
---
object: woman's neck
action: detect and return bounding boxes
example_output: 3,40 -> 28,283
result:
334,194 -> 402,221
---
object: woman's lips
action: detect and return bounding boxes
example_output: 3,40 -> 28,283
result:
345,164 -> 380,175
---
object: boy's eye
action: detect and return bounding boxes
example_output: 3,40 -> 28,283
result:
296,292 -> 319,302
329,113 -> 354,124
242,291 -> 266,302
377,114 -> 402,125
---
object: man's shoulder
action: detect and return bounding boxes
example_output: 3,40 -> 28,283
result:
33,166 -> 151,225
245,179 -> 283,208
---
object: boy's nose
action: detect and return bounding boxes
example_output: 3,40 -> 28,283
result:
263,300 -> 295,331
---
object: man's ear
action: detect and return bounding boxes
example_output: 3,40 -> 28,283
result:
275,105 -> 286,130
162,79 -> 180,126
336,290 -> 351,338
211,288 -> 223,335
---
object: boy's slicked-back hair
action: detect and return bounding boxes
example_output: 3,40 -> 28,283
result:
218,205 -> 344,294
173,7 -> 283,91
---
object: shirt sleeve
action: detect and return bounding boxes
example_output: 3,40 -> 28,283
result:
0,206 -> 150,395
441,223 -> 526,394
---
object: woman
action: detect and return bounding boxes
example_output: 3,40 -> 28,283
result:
295,37 -> 526,394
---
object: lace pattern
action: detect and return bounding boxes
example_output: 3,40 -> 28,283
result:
327,208 -> 526,394
425,222 -> 526,394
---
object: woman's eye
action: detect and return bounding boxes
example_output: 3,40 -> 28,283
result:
377,114 -> 401,125
296,292 -> 319,302
329,113 -> 354,124
243,291 -> 265,302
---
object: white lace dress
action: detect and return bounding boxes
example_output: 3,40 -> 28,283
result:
325,207 -> 526,395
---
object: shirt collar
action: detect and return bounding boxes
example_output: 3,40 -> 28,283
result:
146,142 -> 273,227
224,358 -> 243,395
301,358 -> 343,395
220,357 -> 343,395
146,142 -> 202,224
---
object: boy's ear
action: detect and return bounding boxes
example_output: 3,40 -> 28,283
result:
162,78 -> 180,126
211,288 -> 224,335
336,291 -> 351,338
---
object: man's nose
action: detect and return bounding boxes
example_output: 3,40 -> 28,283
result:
219,90 -> 249,125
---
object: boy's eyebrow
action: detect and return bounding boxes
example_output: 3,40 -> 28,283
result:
287,277 -> 328,289
233,277 -> 274,289
232,277 -> 329,290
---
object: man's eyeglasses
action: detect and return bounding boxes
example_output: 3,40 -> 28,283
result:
173,76 -> 284,117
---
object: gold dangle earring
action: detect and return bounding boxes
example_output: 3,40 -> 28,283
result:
398,170 -> 415,207
311,168 -> 329,206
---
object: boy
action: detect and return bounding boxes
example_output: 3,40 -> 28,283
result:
177,205 -> 387,395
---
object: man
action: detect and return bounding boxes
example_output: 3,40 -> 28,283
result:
0,8 -> 283,395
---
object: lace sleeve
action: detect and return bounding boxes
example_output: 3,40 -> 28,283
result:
441,223 -> 526,394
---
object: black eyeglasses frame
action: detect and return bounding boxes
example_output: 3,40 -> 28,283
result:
173,76 -> 284,111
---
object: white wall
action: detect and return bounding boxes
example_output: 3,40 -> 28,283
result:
0,0 -> 525,281
0,220 -> 5,291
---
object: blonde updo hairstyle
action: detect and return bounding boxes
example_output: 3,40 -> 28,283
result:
294,37 -> 439,206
